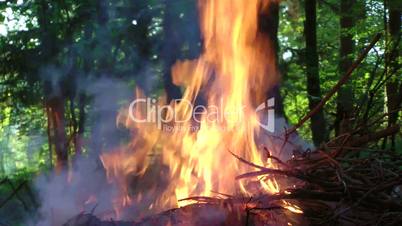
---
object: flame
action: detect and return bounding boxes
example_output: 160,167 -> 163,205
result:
283,201 -> 303,214
101,0 -> 301,219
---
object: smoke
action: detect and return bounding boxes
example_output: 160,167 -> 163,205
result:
33,169 -> 104,226
28,77 -> 128,226
256,115 -> 313,161
26,1 -> 204,224
31,68 -> 172,225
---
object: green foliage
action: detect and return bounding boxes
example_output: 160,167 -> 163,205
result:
278,0 -> 395,140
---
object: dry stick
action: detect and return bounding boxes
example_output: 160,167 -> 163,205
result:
229,150 -> 267,170
286,33 -> 382,136
0,181 -> 27,209
356,36 -> 400,121
236,168 -> 302,180
349,125 -> 400,147
353,107 -> 402,135
263,147 -> 290,168
0,178 -> 30,211
324,177 -> 402,223
5,179 -> 30,211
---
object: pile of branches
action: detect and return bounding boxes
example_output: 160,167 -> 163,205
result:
68,133 -> 401,226
229,32 -> 402,226
233,129 -> 402,225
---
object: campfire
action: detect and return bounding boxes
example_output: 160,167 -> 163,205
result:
2,0 -> 400,225
98,0 -> 302,223
53,0 -> 306,224
62,1 -> 401,226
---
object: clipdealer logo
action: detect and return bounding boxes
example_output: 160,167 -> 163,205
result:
128,98 -> 275,132
255,98 -> 275,133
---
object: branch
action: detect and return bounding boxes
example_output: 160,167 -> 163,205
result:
0,181 -> 27,209
286,33 -> 382,136
350,125 -> 400,147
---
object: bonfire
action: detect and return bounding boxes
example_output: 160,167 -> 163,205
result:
63,0 -> 401,225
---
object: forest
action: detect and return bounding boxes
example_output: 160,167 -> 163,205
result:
0,0 -> 401,225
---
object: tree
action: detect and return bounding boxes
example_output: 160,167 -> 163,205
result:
38,0 -> 68,171
260,1 -> 287,119
304,0 -> 328,146
161,0 -> 184,103
384,0 -> 401,149
335,0 -> 358,135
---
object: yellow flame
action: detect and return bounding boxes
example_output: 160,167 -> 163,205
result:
100,0 -> 302,218
283,201 -> 303,214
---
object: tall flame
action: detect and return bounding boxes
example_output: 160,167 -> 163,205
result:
101,0 -> 289,218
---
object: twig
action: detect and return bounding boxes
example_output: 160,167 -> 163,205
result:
349,125 -> 400,147
263,147 -> 290,168
228,150 -> 267,170
5,179 -> 30,211
235,168 -> 306,182
0,181 -> 27,209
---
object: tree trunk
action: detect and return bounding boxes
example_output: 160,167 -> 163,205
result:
304,0 -> 328,146
72,93 -> 86,156
39,0 -> 68,171
162,0 -> 183,103
46,96 -> 68,171
0,131 -> 7,175
385,0 -> 401,150
96,0 -> 111,76
335,0 -> 356,135
259,1 -> 287,119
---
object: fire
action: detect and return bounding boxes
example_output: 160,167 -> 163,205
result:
100,0 -> 300,219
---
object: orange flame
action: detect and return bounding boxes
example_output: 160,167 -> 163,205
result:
101,0 -> 301,218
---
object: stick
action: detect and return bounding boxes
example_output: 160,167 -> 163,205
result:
286,33 -> 382,135
235,168 -> 311,183
5,179 -> 30,211
350,125 -> 400,147
0,181 -> 27,209
228,150 -> 267,170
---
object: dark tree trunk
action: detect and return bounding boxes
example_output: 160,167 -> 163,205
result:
385,1 -> 401,150
335,0 -> 356,135
96,0 -> 111,76
46,96 -> 68,171
39,0 -> 68,171
0,128 -> 9,175
304,0 -> 328,146
73,93 -> 86,156
259,1 -> 286,119
73,24 -> 92,157
88,0 -> 115,153
162,0 -> 183,103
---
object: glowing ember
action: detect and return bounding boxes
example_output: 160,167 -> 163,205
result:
100,0 -> 301,219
